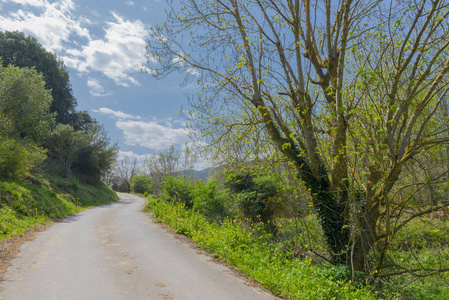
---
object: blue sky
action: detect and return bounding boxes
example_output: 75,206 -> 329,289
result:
0,0 -> 205,168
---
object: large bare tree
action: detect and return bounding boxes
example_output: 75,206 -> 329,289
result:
145,0 -> 449,275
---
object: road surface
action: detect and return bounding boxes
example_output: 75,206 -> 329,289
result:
0,193 -> 276,300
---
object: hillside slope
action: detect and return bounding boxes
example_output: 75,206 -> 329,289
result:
0,174 -> 118,242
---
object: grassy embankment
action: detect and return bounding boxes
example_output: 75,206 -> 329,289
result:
144,196 -> 376,300
0,174 -> 118,241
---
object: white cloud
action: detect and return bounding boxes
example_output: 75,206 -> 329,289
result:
116,120 -> 191,151
93,107 -> 141,120
0,1 -> 149,87
62,12 -> 148,87
126,1 -> 134,6
118,150 -> 151,164
87,78 -> 112,97
0,0 -> 90,52
172,53 -> 200,77
94,107 -> 191,151
2,0 -> 46,6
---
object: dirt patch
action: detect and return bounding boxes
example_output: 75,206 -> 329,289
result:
0,222 -> 54,282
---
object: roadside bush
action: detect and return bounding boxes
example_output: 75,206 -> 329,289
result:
71,146 -> 101,184
225,170 -> 281,227
130,174 -> 153,195
192,180 -> 233,221
162,175 -> 194,208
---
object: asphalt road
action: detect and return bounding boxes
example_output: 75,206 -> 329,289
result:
0,193 -> 276,300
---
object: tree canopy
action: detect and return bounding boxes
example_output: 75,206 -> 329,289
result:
0,63 -> 54,143
0,63 -> 52,180
0,31 -> 77,124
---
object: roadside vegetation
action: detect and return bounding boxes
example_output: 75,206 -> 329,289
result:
0,174 -> 118,242
142,173 -> 449,299
0,31 -> 118,241
145,194 -> 375,299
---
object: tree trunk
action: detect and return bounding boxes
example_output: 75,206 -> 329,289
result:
294,161 -> 350,265
313,186 -> 350,265
351,204 -> 379,271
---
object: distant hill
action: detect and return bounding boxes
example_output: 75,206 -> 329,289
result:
177,168 -> 213,181
191,168 -> 213,181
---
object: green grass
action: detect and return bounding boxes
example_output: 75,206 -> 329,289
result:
0,173 -> 118,241
376,217 -> 449,299
144,196 -> 376,300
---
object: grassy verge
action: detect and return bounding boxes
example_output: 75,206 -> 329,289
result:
144,196 -> 376,300
377,217 -> 449,299
0,173 -> 118,241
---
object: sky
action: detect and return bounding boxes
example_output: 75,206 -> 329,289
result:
0,0 -> 206,168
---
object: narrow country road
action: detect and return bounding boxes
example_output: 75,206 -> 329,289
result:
0,193 -> 276,300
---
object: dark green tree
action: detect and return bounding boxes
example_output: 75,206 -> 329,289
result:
0,63 -> 52,180
0,31 -> 77,124
67,110 -> 96,132
46,124 -> 91,178
71,124 -> 118,184
0,63 -> 54,143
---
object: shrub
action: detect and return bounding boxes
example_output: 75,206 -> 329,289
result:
130,174 -> 153,195
162,175 -> 194,208
192,180 -> 233,221
225,169 -> 281,226
0,136 -> 46,181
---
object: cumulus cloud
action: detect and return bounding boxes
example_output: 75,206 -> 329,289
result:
116,120 -> 191,151
62,12 -> 148,87
92,107 -> 141,120
0,1 -> 149,87
93,107 -> 191,150
118,150 -> 151,163
2,0 -> 46,7
0,0 -> 89,52
87,78 -> 113,97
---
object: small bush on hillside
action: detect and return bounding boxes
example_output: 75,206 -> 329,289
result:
0,136 -> 46,181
